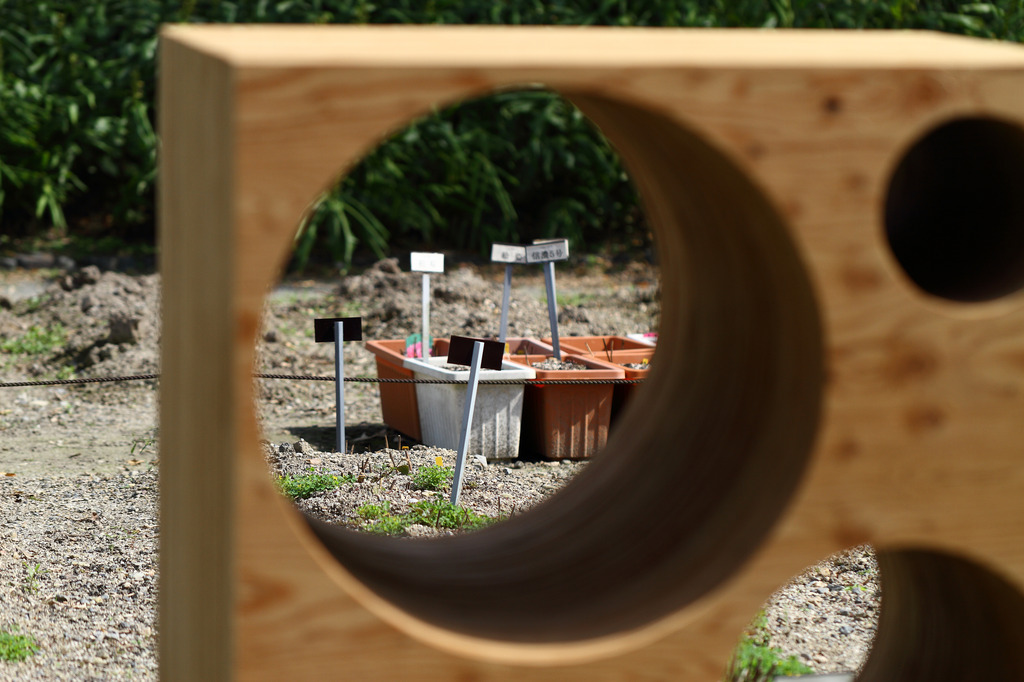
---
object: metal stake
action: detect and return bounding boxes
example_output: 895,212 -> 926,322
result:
421,273 -> 430,358
543,261 -> 561,360
334,320 -> 346,454
451,340 -> 484,506
499,264 -> 512,343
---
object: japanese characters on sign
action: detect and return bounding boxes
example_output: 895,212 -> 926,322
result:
490,243 -> 527,264
525,239 -> 569,263
490,240 -> 569,264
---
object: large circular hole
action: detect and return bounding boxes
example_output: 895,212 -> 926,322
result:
885,117 -> 1024,303
256,89 -> 660,538
299,92 -> 824,646
257,257 -> 661,534
857,548 -> 1024,680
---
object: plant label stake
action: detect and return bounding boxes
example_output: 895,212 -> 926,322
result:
529,239 -> 570,360
314,316 -> 363,454
410,252 -> 444,359
500,264 -> 513,343
447,335 -> 504,506
491,240 -> 569,353
490,244 -> 528,342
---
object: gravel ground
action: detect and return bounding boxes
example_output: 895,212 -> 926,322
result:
1,470 -> 158,681
268,439 -> 588,537
0,257 -> 878,680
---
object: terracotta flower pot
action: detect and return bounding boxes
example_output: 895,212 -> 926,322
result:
545,334 -> 651,358
434,336 -> 553,357
506,353 -> 625,460
364,338 -> 445,441
598,347 -> 654,423
503,337 -> 556,356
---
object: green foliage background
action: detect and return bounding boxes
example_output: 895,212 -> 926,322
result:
2,1 -> 1022,268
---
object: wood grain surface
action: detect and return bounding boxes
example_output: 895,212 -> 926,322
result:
159,26 -> 1024,681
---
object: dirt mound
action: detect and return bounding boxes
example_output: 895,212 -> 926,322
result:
0,267 -> 160,389
333,256 -> 660,344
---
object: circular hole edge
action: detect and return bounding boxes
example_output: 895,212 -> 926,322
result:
884,115 -> 1024,303
857,547 -> 1024,681
303,90 -> 825,649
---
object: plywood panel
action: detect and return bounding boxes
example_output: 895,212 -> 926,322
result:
159,26 -> 1024,681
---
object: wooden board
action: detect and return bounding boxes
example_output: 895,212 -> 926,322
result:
158,26 -> 1024,681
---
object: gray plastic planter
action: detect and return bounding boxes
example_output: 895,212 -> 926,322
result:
402,355 -> 536,460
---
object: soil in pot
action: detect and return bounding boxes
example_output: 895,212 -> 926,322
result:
546,334 -> 650,357
532,358 -> 588,371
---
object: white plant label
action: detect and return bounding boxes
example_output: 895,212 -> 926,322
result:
410,252 -> 445,273
490,243 -> 527,264
525,239 -> 569,263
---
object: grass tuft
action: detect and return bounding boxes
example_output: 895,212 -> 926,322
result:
411,464 -> 453,491
357,498 -> 501,535
724,611 -> 814,681
0,626 -> 39,662
407,499 -> 501,531
1,324 -> 66,356
276,470 -> 356,501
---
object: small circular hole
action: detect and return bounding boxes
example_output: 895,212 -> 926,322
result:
885,117 -> 1024,302
859,548 -> 1024,680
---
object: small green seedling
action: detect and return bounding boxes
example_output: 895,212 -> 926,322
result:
1,324 -> 66,355
724,610 -> 814,681
356,499 -> 501,536
130,435 -> 157,456
276,470 -> 355,500
22,562 -> 45,594
411,464 -> 453,491
21,295 -> 49,314
364,515 -> 409,535
0,627 -> 39,661
357,501 -> 391,520
407,499 -> 500,531
358,501 -> 408,534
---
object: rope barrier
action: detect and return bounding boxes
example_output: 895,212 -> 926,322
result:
0,374 -> 160,388
0,373 -> 645,389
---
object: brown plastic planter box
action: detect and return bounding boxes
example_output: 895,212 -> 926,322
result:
601,347 -> 654,423
507,353 -> 625,460
503,337 -> 555,356
546,335 -> 651,358
364,338 -> 444,441
434,336 -> 554,357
